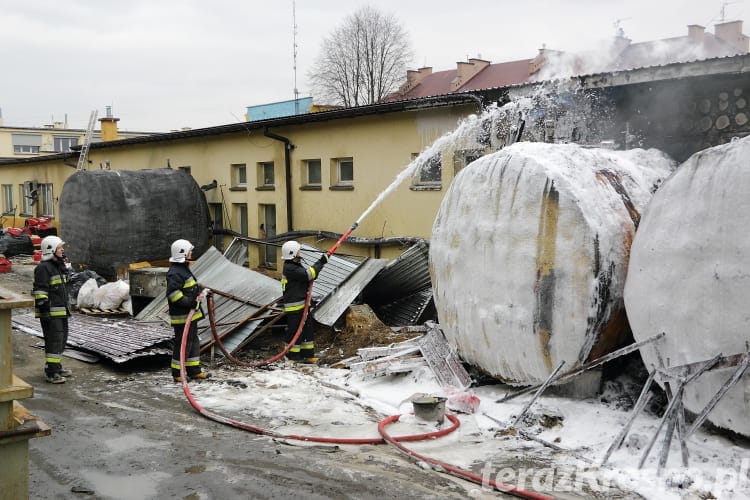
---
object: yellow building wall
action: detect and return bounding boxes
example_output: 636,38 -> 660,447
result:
1,103 -> 476,268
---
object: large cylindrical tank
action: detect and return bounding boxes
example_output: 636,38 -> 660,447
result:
625,136 -> 750,437
430,142 -> 675,384
59,168 -> 211,279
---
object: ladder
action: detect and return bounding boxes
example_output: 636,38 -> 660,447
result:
76,110 -> 98,170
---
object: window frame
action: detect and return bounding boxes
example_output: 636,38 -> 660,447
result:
2,184 -> 13,214
256,161 -> 275,190
230,163 -> 247,190
334,157 -> 353,186
53,136 -> 79,152
303,159 -> 322,188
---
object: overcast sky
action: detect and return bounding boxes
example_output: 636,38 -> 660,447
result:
1,0 -> 746,132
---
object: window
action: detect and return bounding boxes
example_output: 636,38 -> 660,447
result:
53,136 -> 78,152
231,164 -> 247,190
409,152 -> 441,191
38,183 -> 54,216
256,161 -> 274,189
20,182 -> 53,217
235,204 -> 248,237
334,157 -> 353,185
419,153 -> 442,184
301,159 -> 321,190
453,149 -> 483,175
2,184 -> 13,214
259,204 -> 277,268
12,134 -> 41,154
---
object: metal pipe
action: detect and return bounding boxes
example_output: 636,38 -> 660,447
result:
263,128 -> 295,231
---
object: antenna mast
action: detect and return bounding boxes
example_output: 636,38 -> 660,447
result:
293,0 -> 299,115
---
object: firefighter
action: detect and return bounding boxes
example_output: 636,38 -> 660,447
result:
280,240 -> 328,362
166,239 -> 210,382
32,235 -> 72,384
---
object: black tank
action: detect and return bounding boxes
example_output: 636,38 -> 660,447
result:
59,168 -> 211,279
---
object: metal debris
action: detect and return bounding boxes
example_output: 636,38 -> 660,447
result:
344,322 -> 472,389
12,313 -> 171,363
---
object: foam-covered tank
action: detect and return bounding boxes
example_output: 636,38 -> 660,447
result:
59,168 -> 211,279
625,136 -> 750,437
430,142 -> 675,384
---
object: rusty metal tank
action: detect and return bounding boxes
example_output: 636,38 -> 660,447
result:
430,142 -> 675,384
59,168 -> 211,279
625,136 -> 750,437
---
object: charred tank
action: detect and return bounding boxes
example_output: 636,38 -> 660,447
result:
59,168 -> 211,279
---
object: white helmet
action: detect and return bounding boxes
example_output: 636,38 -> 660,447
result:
170,239 -> 194,263
41,235 -> 64,261
281,240 -> 301,260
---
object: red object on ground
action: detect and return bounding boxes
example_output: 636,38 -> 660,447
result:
31,235 -> 42,247
33,250 -> 42,262
6,227 -> 22,237
0,256 -> 11,273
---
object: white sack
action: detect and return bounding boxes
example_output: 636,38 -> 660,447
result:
76,278 -> 100,309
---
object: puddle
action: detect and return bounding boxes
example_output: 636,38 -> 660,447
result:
104,433 -> 167,454
78,470 -> 171,500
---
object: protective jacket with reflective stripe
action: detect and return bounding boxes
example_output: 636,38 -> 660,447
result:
281,256 -> 326,312
166,262 -> 203,325
32,259 -> 70,319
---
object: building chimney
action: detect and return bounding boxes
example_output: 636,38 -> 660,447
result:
451,58 -> 489,90
687,24 -> 705,43
99,105 -> 120,141
714,20 -> 750,53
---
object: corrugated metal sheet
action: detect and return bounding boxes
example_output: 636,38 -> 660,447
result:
136,246 -> 282,354
365,241 -> 431,301
363,241 -> 437,326
12,312 -> 172,363
313,258 -> 389,326
374,288 -> 436,327
297,244 -> 365,303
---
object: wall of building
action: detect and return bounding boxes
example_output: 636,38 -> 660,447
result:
0,103 -> 472,269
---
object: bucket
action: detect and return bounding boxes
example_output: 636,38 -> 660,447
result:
412,396 -> 447,424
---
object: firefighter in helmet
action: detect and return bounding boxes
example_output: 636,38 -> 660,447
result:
280,240 -> 328,362
32,236 -> 72,383
166,239 -> 210,382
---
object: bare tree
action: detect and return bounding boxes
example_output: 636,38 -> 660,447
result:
309,6 -> 412,107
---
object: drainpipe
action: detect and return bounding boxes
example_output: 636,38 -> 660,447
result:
263,128 -> 295,231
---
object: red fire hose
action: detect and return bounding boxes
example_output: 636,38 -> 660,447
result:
174,224 -> 550,498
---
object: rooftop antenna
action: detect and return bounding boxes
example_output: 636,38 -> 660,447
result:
293,0 -> 299,115
720,1 -> 741,22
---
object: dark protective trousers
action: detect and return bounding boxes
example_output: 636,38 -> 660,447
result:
171,321 -> 202,378
285,310 -> 314,360
41,317 -> 69,377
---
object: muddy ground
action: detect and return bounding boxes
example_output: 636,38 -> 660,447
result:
3,261 -> 490,500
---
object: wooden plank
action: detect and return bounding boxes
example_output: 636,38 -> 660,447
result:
419,325 -> 472,389
0,375 -> 33,404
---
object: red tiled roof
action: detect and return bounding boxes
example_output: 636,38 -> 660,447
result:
388,58 -> 534,100
460,59 -> 534,90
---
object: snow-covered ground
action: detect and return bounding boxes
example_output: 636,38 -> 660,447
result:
175,363 -> 750,499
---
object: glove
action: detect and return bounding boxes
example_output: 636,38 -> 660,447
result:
202,288 -> 212,296
320,253 -> 330,264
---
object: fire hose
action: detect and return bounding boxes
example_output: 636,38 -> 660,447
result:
174,221 -> 551,498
